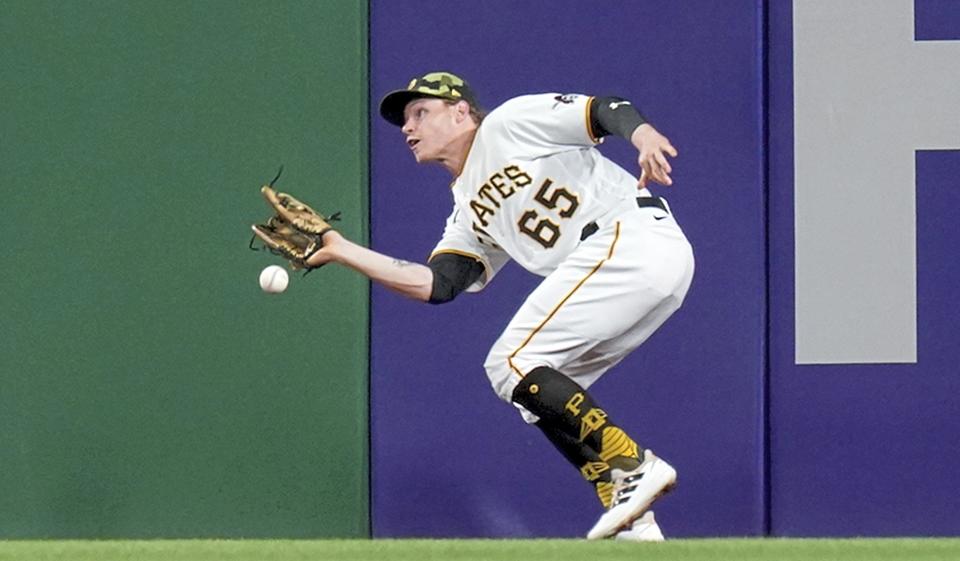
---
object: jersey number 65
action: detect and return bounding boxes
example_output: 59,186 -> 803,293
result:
518,179 -> 580,249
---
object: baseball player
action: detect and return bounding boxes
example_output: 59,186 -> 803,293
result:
303,72 -> 694,539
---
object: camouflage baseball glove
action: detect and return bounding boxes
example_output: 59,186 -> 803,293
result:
250,168 -> 340,271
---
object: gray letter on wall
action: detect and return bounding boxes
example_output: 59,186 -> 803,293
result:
794,0 -> 959,364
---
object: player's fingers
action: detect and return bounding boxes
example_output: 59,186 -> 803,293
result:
645,158 -> 666,181
665,143 -> 678,158
638,169 -> 649,189
639,157 -> 654,181
652,169 -> 672,186
655,151 -> 673,174
649,159 -> 674,186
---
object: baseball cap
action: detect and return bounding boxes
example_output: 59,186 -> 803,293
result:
379,71 -> 480,127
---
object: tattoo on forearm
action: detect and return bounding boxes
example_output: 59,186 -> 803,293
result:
392,259 -> 414,268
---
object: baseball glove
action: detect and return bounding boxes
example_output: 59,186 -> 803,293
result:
250,168 -> 341,271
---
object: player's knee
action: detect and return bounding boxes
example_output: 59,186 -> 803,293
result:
483,345 -> 518,403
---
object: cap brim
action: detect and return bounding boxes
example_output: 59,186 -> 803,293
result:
379,90 -> 448,127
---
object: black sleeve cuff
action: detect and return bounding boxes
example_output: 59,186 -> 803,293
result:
427,253 -> 485,304
590,96 -> 648,140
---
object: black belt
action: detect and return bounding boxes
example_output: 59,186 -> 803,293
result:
580,197 -> 668,241
636,196 -> 668,212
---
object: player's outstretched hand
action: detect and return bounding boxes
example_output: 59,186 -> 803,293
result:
305,230 -> 343,269
632,124 -> 678,188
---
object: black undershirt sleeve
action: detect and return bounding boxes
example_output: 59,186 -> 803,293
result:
427,253 -> 485,305
589,96 -> 648,140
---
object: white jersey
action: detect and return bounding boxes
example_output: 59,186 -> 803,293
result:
431,93 -> 646,290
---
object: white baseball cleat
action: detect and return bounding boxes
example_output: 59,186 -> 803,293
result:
614,510 -> 665,542
586,450 -> 677,540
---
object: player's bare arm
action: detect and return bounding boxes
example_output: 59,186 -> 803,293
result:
306,231 -> 482,304
305,231 -> 433,301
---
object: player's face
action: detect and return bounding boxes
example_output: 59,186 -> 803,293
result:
401,98 -> 459,163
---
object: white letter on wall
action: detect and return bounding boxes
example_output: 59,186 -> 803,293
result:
794,0 -> 960,364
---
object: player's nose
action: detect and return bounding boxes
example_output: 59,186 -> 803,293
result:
401,118 -> 415,135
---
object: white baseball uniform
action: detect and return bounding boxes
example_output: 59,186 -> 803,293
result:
430,93 -> 695,422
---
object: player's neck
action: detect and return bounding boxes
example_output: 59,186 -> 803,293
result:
439,128 -> 477,177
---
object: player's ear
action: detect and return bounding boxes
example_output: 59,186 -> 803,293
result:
454,100 -> 471,123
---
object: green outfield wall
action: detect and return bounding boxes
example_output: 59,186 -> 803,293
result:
0,0 -> 369,537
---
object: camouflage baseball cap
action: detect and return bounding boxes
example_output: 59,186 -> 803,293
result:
379,71 -> 480,127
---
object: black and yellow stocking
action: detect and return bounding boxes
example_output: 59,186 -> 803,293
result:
534,419 -> 617,508
514,366 -> 644,507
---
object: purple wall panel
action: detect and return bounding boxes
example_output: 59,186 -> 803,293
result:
370,0 -> 766,537
916,0 -> 960,40
768,2 -> 960,536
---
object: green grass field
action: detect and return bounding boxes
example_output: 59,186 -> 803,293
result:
2,539 -> 959,561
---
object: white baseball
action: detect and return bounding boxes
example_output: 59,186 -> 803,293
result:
259,265 -> 289,294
